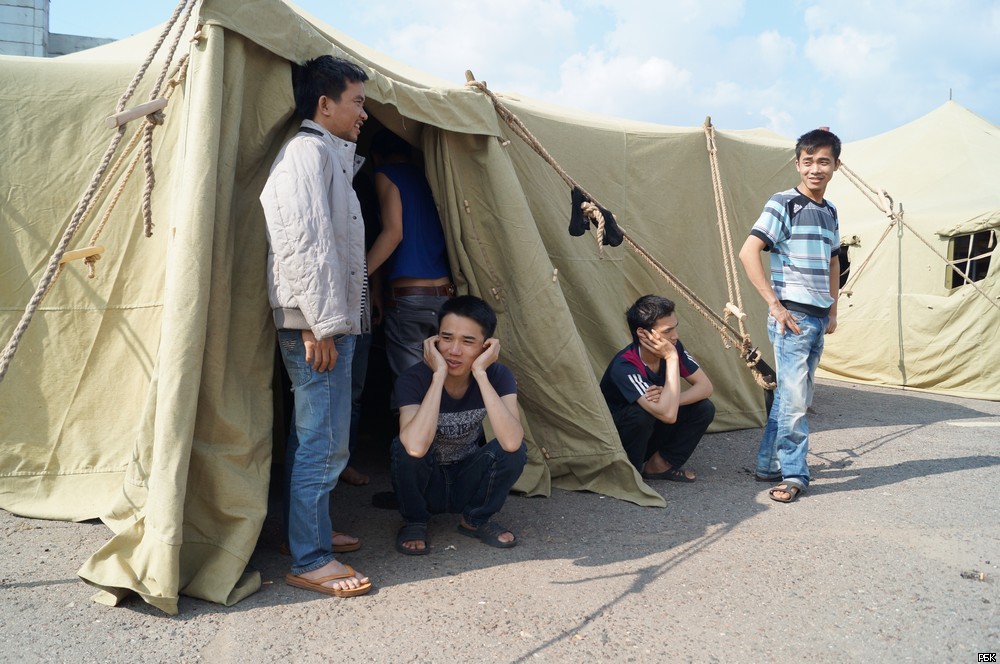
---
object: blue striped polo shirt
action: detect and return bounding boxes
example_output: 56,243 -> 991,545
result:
750,187 -> 840,316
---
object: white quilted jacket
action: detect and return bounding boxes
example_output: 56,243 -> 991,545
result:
260,120 -> 366,340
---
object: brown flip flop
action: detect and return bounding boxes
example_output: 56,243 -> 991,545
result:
285,565 -> 372,598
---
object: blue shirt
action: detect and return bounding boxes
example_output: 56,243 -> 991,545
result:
376,163 -> 450,282
750,187 -> 840,316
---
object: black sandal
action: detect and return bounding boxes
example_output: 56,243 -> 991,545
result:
768,483 -> 803,503
642,467 -> 696,482
457,521 -> 517,548
395,523 -> 430,555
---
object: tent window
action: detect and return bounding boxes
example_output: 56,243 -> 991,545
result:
946,229 -> 996,289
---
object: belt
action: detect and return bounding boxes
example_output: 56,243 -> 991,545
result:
391,284 -> 454,298
386,284 -> 455,309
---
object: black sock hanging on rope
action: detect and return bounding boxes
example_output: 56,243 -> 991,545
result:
569,186 -> 624,247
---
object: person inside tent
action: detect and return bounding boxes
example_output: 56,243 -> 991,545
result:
366,128 -> 454,380
600,295 -> 716,482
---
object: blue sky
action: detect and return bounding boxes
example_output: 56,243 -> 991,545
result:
49,0 -> 999,141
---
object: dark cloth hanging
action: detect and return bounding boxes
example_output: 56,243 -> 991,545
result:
568,186 -> 624,247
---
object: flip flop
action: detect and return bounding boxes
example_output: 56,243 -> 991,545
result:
395,523 -> 430,556
754,472 -> 783,482
279,531 -> 361,556
285,565 -> 372,598
768,483 -> 803,503
642,467 -> 696,482
457,521 -> 517,549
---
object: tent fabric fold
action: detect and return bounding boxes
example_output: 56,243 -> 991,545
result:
0,0 -> 803,613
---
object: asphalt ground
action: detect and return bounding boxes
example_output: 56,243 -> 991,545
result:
2,378 -> 998,662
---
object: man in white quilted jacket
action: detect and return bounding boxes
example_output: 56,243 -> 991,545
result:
260,55 -> 372,598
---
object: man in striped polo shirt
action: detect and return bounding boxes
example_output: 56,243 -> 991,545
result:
739,129 -> 842,503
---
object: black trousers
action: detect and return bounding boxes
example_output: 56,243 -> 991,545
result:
613,399 -> 716,471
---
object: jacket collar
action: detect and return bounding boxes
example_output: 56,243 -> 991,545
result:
299,119 -> 365,175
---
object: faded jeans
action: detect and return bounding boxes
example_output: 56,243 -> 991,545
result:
755,311 -> 828,489
278,329 -> 355,574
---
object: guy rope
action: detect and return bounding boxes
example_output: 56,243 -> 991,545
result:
0,0 -> 198,384
838,163 -> 1000,314
464,75 -> 776,390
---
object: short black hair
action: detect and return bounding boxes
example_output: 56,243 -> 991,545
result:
370,129 -> 412,160
292,55 -> 368,121
795,128 -> 842,161
439,295 -> 497,339
626,295 -> 675,344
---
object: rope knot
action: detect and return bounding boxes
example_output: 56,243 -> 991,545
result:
147,110 -> 166,126
84,254 -> 101,279
581,201 -> 607,257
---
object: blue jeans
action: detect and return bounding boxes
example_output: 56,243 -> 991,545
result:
755,311 -> 828,489
277,329 -> 355,574
390,437 -> 527,528
384,294 -> 450,379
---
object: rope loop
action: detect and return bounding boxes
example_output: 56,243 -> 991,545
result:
0,0 -> 196,384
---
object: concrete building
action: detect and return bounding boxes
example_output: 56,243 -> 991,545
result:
0,0 -> 111,57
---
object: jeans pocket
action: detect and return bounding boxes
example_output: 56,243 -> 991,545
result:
278,331 -> 311,388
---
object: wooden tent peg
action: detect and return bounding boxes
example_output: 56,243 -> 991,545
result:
724,303 -> 747,321
104,98 -> 168,129
59,245 -> 105,265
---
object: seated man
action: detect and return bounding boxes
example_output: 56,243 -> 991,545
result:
390,295 -> 527,554
600,295 -> 715,482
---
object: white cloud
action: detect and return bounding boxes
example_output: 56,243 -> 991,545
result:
702,81 -> 745,108
595,0 -> 745,55
759,106 -> 796,137
328,0 -> 999,139
805,27 -> 897,80
755,30 -> 796,70
359,0 -> 578,89
550,50 -> 691,117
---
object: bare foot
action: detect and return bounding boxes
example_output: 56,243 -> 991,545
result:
332,531 -> 360,551
401,538 -> 426,552
298,559 -> 369,592
340,466 -> 370,486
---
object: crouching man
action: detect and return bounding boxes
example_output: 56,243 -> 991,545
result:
600,295 -> 715,482
391,295 -> 527,555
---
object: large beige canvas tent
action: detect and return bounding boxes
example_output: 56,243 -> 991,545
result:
820,102 -> 1000,399
0,0 -> 795,613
